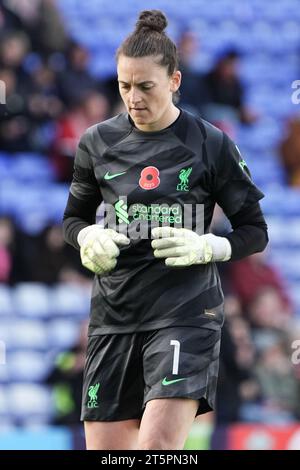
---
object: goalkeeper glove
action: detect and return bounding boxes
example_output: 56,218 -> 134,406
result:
151,227 -> 231,267
77,225 -> 130,275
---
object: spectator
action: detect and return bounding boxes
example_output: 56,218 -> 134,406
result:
254,338 -> 299,422
279,116 -> 300,187
51,91 -> 108,181
177,30 -> 208,116
229,251 -> 293,314
0,68 -> 34,151
30,0 -> 68,57
0,216 -> 14,283
0,31 -> 31,87
202,49 -> 258,134
29,224 -> 90,284
46,320 -> 88,425
0,0 -> 25,35
57,42 -> 97,107
216,317 -> 259,423
248,288 -> 291,335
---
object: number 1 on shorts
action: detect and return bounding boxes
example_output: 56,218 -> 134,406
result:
170,340 -> 180,375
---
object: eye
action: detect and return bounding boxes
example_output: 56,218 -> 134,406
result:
141,85 -> 152,91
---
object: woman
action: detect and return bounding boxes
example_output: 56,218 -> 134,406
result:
63,10 -> 268,450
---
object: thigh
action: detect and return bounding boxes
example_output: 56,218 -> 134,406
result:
85,419 -> 140,450
143,327 -> 221,416
81,333 -> 144,423
138,398 -> 198,450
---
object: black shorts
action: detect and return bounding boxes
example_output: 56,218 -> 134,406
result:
81,326 -> 221,422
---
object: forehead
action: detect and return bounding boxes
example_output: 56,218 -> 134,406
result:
117,55 -> 167,82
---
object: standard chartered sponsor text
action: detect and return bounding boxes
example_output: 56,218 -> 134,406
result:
131,203 -> 182,223
101,197 -> 205,238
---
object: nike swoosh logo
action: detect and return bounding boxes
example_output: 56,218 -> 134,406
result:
162,377 -> 187,386
104,171 -> 126,180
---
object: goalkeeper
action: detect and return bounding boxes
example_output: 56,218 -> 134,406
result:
63,9 -> 268,450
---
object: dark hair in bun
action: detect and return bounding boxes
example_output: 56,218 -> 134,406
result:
135,10 -> 167,34
116,10 -> 178,77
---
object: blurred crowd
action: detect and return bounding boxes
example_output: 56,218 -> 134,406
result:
1,0 -> 300,429
209,206 -> 300,425
0,0 -> 112,182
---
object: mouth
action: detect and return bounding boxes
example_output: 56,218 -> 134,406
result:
131,108 -> 147,111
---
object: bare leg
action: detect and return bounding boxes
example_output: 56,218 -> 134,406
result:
138,398 -> 198,450
84,419 -> 140,450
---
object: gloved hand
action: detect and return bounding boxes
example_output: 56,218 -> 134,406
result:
151,227 -> 231,267
77,225 -> 130,275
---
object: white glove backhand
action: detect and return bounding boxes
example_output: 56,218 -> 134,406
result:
78,225 -> 130,275
151,227 -> 231,267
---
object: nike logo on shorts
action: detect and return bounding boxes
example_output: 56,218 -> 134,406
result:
161,377 -> 187,386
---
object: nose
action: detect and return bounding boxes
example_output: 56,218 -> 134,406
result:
128,87 -> 142,106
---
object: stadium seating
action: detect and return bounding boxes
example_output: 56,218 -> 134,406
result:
7,384 -> 54,425
0,286 -> 14,317
48,318 -> 82,350
8,351 -> 51,382
50,284 -> 91,317
13,284 -> 51,318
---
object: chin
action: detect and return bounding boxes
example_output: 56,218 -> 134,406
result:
135,118 -> 147,124
131,115 -> 148,125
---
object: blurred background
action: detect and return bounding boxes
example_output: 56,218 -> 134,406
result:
1,0 -> 300,450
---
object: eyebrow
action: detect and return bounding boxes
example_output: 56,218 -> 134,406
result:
118,80 -> 155,86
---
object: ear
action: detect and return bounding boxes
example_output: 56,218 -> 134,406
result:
170,70 -> 181,92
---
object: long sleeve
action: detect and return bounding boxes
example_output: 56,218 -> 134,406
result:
224,202 -> 268,261
212,133 -> 268,261
62,132 -> 102,250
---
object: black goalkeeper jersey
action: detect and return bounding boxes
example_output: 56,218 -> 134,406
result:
63,109 -> 265,334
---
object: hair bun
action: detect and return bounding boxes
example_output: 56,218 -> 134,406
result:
136,10 -> 167,34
